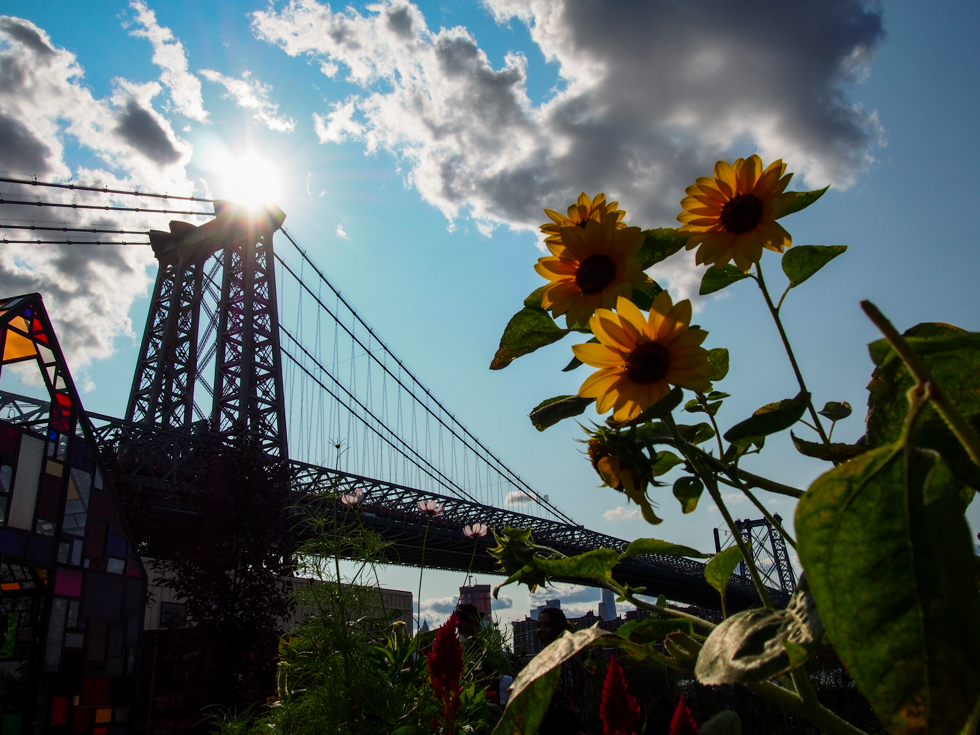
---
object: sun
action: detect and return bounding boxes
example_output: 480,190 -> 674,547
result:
215,151 -> 283,207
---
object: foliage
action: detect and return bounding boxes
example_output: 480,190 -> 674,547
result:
486,176 -> 980,735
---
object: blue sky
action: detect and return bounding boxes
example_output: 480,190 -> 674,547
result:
1,0 -> 978,628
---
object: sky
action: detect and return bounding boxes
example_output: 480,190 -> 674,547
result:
1,0 -> 978,630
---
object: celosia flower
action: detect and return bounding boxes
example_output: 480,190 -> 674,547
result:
463,523 -> 488,538
669,695 -> 699,735
534,214 -> 648,328
572,293 -> 712,423
428,613 -> 463,734
677,155 -> 793,273
340,488 -> 365,506
601,655 -> 641,735
418,499 -> 444,516
539,192 -> 626,247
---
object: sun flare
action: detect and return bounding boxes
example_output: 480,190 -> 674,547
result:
215,151 -> 283,207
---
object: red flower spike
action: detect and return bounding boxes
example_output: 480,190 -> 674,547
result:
428,613 -> 463,734
669,695 -> 699,735
601,655 -> 642,735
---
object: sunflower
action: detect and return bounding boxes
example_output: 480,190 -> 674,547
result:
677,155 -> 793,273
587,436 -> 638,493
540,192 -> 626,247
534,215 -> 647,327
572,292 -> 712,423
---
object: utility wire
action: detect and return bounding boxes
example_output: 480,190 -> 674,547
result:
0,175 -> 219,203
0,223 -> 150,235
0,194 -> 213,218
0,237 -> 149,246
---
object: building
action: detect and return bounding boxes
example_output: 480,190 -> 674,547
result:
458,583 -> 491,617
529,598 -> 560,621
599,588 -> 617,621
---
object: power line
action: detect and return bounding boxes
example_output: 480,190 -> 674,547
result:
0,194 -> 213,218
0,223 -> 150,235
0,237 -> 149,246
0,175 -> 219,203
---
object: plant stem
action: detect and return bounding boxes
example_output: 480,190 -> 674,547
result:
602,579 -> 716,634
664,415 -> 774,609
747,680 -> 870,735
862,300 -> 980,469
755,262 -> 833,452
417,516 -> 432,634
729,480 -> 798,551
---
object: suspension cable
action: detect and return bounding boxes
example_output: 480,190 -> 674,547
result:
0,175 -> 219,203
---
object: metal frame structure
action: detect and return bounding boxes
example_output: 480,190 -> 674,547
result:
0,294 -> 148,735
126,202 -> 288,458
714,515 -> 796,599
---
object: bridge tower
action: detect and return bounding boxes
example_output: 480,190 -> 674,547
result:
125,202 -> 288,459
713,515 -> 797,600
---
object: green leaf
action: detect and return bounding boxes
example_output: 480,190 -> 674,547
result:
704,545 -> 744,603
673,476 -> 704,513
523,286 -> 547,309
700,711 -> 742,735
695,584 -> 823,686
706,348 -> 730,381
528,395 -> 595,431
780,245 -> 847,288
534,548 -> 621,584
622,538 -> 711,559
618,617 -> 694,644
796,446 -> 980,735
678,422 -> 715,445
636,227 -> 688,269
818,400 -> 852,421
663,631 -> 703,673
774,186 -> 829,219
707,391 -> 730,401
490,307 -> 568,370
700,265 -> 750,296
724,391 -> 809,445
634,421 -> 673,447
791,431 -> 867,463
629,280 -> 664,311
493,626 -> 610,735
650,450 -> 685,477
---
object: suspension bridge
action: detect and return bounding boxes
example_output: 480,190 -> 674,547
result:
0,174 -> 782,610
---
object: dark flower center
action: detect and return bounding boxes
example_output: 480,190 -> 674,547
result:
625,340 -> 670,384
720,193 -> 763,234
576,254 -> 617,294
587,438 -> 608,472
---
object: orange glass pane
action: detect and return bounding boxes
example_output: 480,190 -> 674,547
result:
2,329 -> 36,362
95,708 -> 113,724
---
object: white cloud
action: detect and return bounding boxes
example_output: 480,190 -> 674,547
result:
200,69 -> 295,132
127,1 -> 209,123
253,0 -> 884,270
504,490 -> 535,506
603,506 -> 640,521
530,582 -> 597,605
336,224 -> 350,239
492,594 -> 514,610
0,16 -> 200,384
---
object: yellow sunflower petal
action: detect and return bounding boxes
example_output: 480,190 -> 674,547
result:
658,299 -> 693,341
579,368 -> 622,399
572,342 -> 626,368
713,160 -> 737,197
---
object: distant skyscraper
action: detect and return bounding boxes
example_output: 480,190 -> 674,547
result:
459,583 -> 492,616
600,588 -> 617,621
530,598 -> 560,621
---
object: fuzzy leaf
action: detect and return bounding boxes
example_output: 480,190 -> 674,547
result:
774,186 -> 829,219
636,227 -> 688,269
724,391 -> 809,445
700,265 -> 750,295
491,307 -> 568,370
529,395 -> 594,431
673,476 -> 704,513
791,431 -> 867,463
695,585 -> 823,685
797,446 -> 980,735
706,348 -> 730,381
819,401 -> 852,421
781,245 -> 847,288
623,538 -> 711,559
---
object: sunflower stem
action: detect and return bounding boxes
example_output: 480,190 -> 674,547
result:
746,681 -> 871,735
696,391 -> 727,458
664,415 -> 774,609
601,579 -> 715,634
754,262 -> 834,456
417,516 -> 432,634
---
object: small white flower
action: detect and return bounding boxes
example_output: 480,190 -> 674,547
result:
341,488 -> 366,506
417,499 -> 444,516
463,523 -> 488,538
